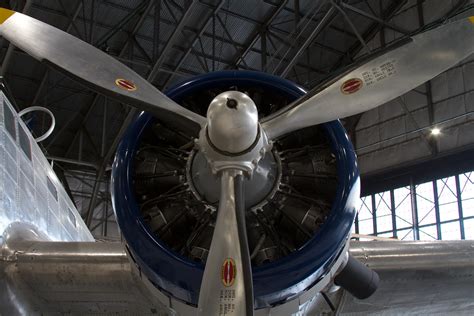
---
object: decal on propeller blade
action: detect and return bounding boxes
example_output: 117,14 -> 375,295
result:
341,78 -> 363,94
115,78 -> 137,91
221,258 -> 236,287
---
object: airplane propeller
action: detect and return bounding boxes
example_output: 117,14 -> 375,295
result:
0,9 -> 206,133
262,17 -> 474,140
1,7 -> 473,315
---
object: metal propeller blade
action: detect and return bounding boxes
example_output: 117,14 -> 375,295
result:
262,16 -> 474,140
198,170 -> 254,316
0,8 -> 206,131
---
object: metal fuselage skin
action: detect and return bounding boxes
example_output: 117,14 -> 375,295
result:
0,91 -> 93,243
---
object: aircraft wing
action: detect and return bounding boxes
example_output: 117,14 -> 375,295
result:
320,240 -> 474,315
0,240 -> 177,315
2,239 -> 473,315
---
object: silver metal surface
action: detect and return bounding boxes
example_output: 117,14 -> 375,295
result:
349,240 -> 474,270
188,150 -> 280,209
207,91 -> 259,154
0,93 -> 93,242
197,121 -> 271,176
18,106 -> 55,142
0,241 -> 171,315
0,9 -> 206,129
198,169 -> 248,316
338,240 -> 474,315
262,16 -> 474,140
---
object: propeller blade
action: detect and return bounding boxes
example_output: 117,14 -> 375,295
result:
0,8 -> 205,131
198,170 -> 253,316
262,16 -> 474,140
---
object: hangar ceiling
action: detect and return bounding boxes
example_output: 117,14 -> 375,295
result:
1,0 -> 473,239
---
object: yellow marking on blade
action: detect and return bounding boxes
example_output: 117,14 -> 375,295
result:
469,16 -> 474,24
0,8 -> 14,24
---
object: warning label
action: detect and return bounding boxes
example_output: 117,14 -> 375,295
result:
361,59 -> 397,87
219,289 -> 236,315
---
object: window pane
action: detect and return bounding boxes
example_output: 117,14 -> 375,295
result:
464,218 -> 474,240
460,172 -> 474,217
398,228 -> 414,241
47,176 -> 58,201
419,225 -> 438,240
357,196 -> 373,235
3,101 -> 16,140
394,187 -> 412,229
437,177 -> 459,222
374,191 -> 392,233
18,123 -> 31,161
441,221 -> 461,240
416,182 -> 436,225
68,208 -> 76,227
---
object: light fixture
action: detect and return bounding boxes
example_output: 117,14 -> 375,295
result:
431,127 -> 441,135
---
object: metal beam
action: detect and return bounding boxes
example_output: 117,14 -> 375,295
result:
371,194 -> 377,235
85,109 -> 136,226
409,179 -> 420,240
262,0 -> 358,39
330,0 -> 408,71
331,0 -> 371,54
147,0 -> 199,83
216,13 -> 250,68
454,175 -> 466,240
265,31 -> 327,74
416,0 -> 439,156
432,180 -> 442,240
61,1 -> 155,156
230,0 -> 289,68
94,0 -> 150,48
161,0 -> 226,87
279,6 -> 336,77
390,189 -> 397,238
86,0 -> 197,226
30,2 -> 324,77
396,97 -> 435,156
266,1 -> 331,75
47,156 -> 98,169
341,2 -> 410,35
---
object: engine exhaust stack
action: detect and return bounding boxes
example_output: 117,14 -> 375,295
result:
334,255 -> 379,299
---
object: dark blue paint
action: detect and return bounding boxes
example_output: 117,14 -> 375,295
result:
111,70 -> 359,308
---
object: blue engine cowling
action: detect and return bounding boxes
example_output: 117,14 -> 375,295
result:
111,70 -> 359,308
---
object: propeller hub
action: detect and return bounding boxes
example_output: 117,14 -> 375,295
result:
206,91 -> 258,154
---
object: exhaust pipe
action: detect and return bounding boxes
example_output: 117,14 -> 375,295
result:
334,255 -> 379,299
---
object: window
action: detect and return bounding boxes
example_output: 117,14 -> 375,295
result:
356,196 -> 373,235
68,208 -> 76,227
393,186 -> 412,230
437,177 -> 459,222
47,176 -> 58,201
459,172 -> 474,217
374,191 -> 392,233
18,123 -> 31,160
3,101 -> 16,140
355,169 -> 474,241
416,182 -> 436,225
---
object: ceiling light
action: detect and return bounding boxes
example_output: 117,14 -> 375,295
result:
431,127 -> 441,135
